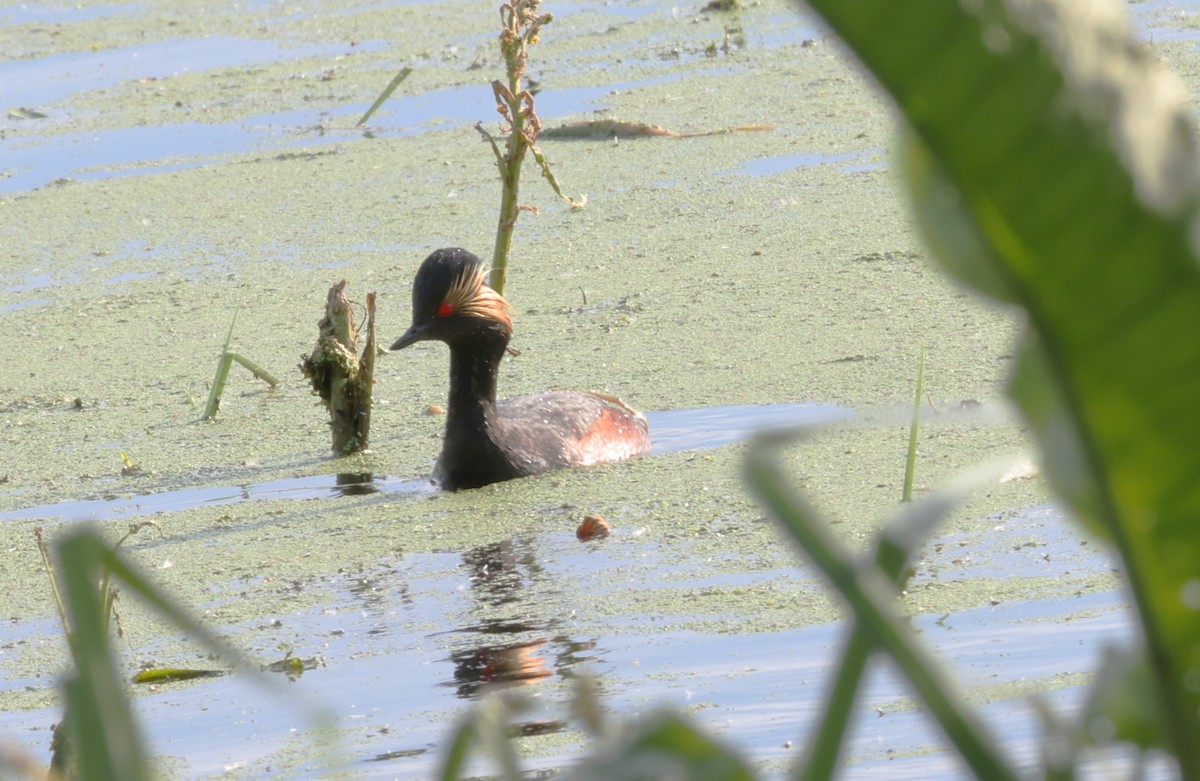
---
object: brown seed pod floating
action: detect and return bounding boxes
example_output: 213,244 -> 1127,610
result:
576,513 -> 611,541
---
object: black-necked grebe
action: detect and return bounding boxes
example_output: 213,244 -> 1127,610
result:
390,248 -> 650,491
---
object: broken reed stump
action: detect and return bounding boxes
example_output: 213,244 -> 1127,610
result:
300,281 -> 376,455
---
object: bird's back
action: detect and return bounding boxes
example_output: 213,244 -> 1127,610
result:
434,390 -> 650,490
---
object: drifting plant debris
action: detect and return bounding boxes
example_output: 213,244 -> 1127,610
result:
119,452 -> 141,477
541,119 -> 773,141
136,655 -> 323,686
300,281 -> 377,455
132,668 -> 227,684
576,513 -> 611,541
202,307 -> 281,421
8,107 -> 48,120
264,654 -> 324,680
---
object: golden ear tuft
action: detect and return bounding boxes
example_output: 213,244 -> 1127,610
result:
443,263 -> 514,334
442,263 -> 480,312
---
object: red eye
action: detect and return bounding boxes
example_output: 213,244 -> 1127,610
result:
437,302 -> 454,317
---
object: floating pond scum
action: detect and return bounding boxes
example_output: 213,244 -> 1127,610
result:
3,0 -> 1183,775
0,402 -> 846,523
0,511 -> 1129,778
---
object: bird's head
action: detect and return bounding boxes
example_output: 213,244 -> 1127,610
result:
389,248 -> 514,351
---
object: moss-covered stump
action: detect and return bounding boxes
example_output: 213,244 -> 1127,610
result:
300,281 -> 376,455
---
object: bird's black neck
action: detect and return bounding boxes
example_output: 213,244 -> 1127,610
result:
444,330 -> 507,435
435,329 -> 519,490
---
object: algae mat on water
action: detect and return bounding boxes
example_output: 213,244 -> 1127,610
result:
0,0 -> 1150,775
0,0 -> 1019,510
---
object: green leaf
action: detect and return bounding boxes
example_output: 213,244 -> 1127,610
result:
798,0 -> 1200,770
1007,334 -> 1108,542
900,127 -> 1017,304
1083,646 -> 1166,752
568,712 -> 753,781
58,532 -> 151,781
8,107 -> 48,119
746,441 -> 1020,781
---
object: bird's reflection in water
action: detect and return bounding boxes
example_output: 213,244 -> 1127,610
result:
444,539 -> 600,704
448,629 -> 554,698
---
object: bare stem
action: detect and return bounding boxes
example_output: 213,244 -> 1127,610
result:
487,0 -> 551,296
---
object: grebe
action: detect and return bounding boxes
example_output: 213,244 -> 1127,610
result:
390,248 -> 650,490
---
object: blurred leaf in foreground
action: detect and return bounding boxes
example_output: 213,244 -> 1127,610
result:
797,0 -> 1200,772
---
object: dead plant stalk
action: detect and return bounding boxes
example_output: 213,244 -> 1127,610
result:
484,0 -> 551,296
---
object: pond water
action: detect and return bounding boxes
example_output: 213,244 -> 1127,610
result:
0,494 -> 1132,779
0,402 -> 1134,778
0,0 -> 829,194
2,0 -> 1191,777
0,507 -> 1134,779
0,64 -> 753,193
0,402 -> 847,522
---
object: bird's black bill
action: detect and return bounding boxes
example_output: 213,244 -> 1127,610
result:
389,323 -> 429,351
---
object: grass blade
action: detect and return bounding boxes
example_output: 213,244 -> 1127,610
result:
902,345 -> 925,502
57,532 -> 151,781
202,352 -> 233,420
746,439 -> 1020,781
228,352 -> 280,387
436,715 -> 476,781
794,456 -> 1010,780
357,67 -> 413,127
